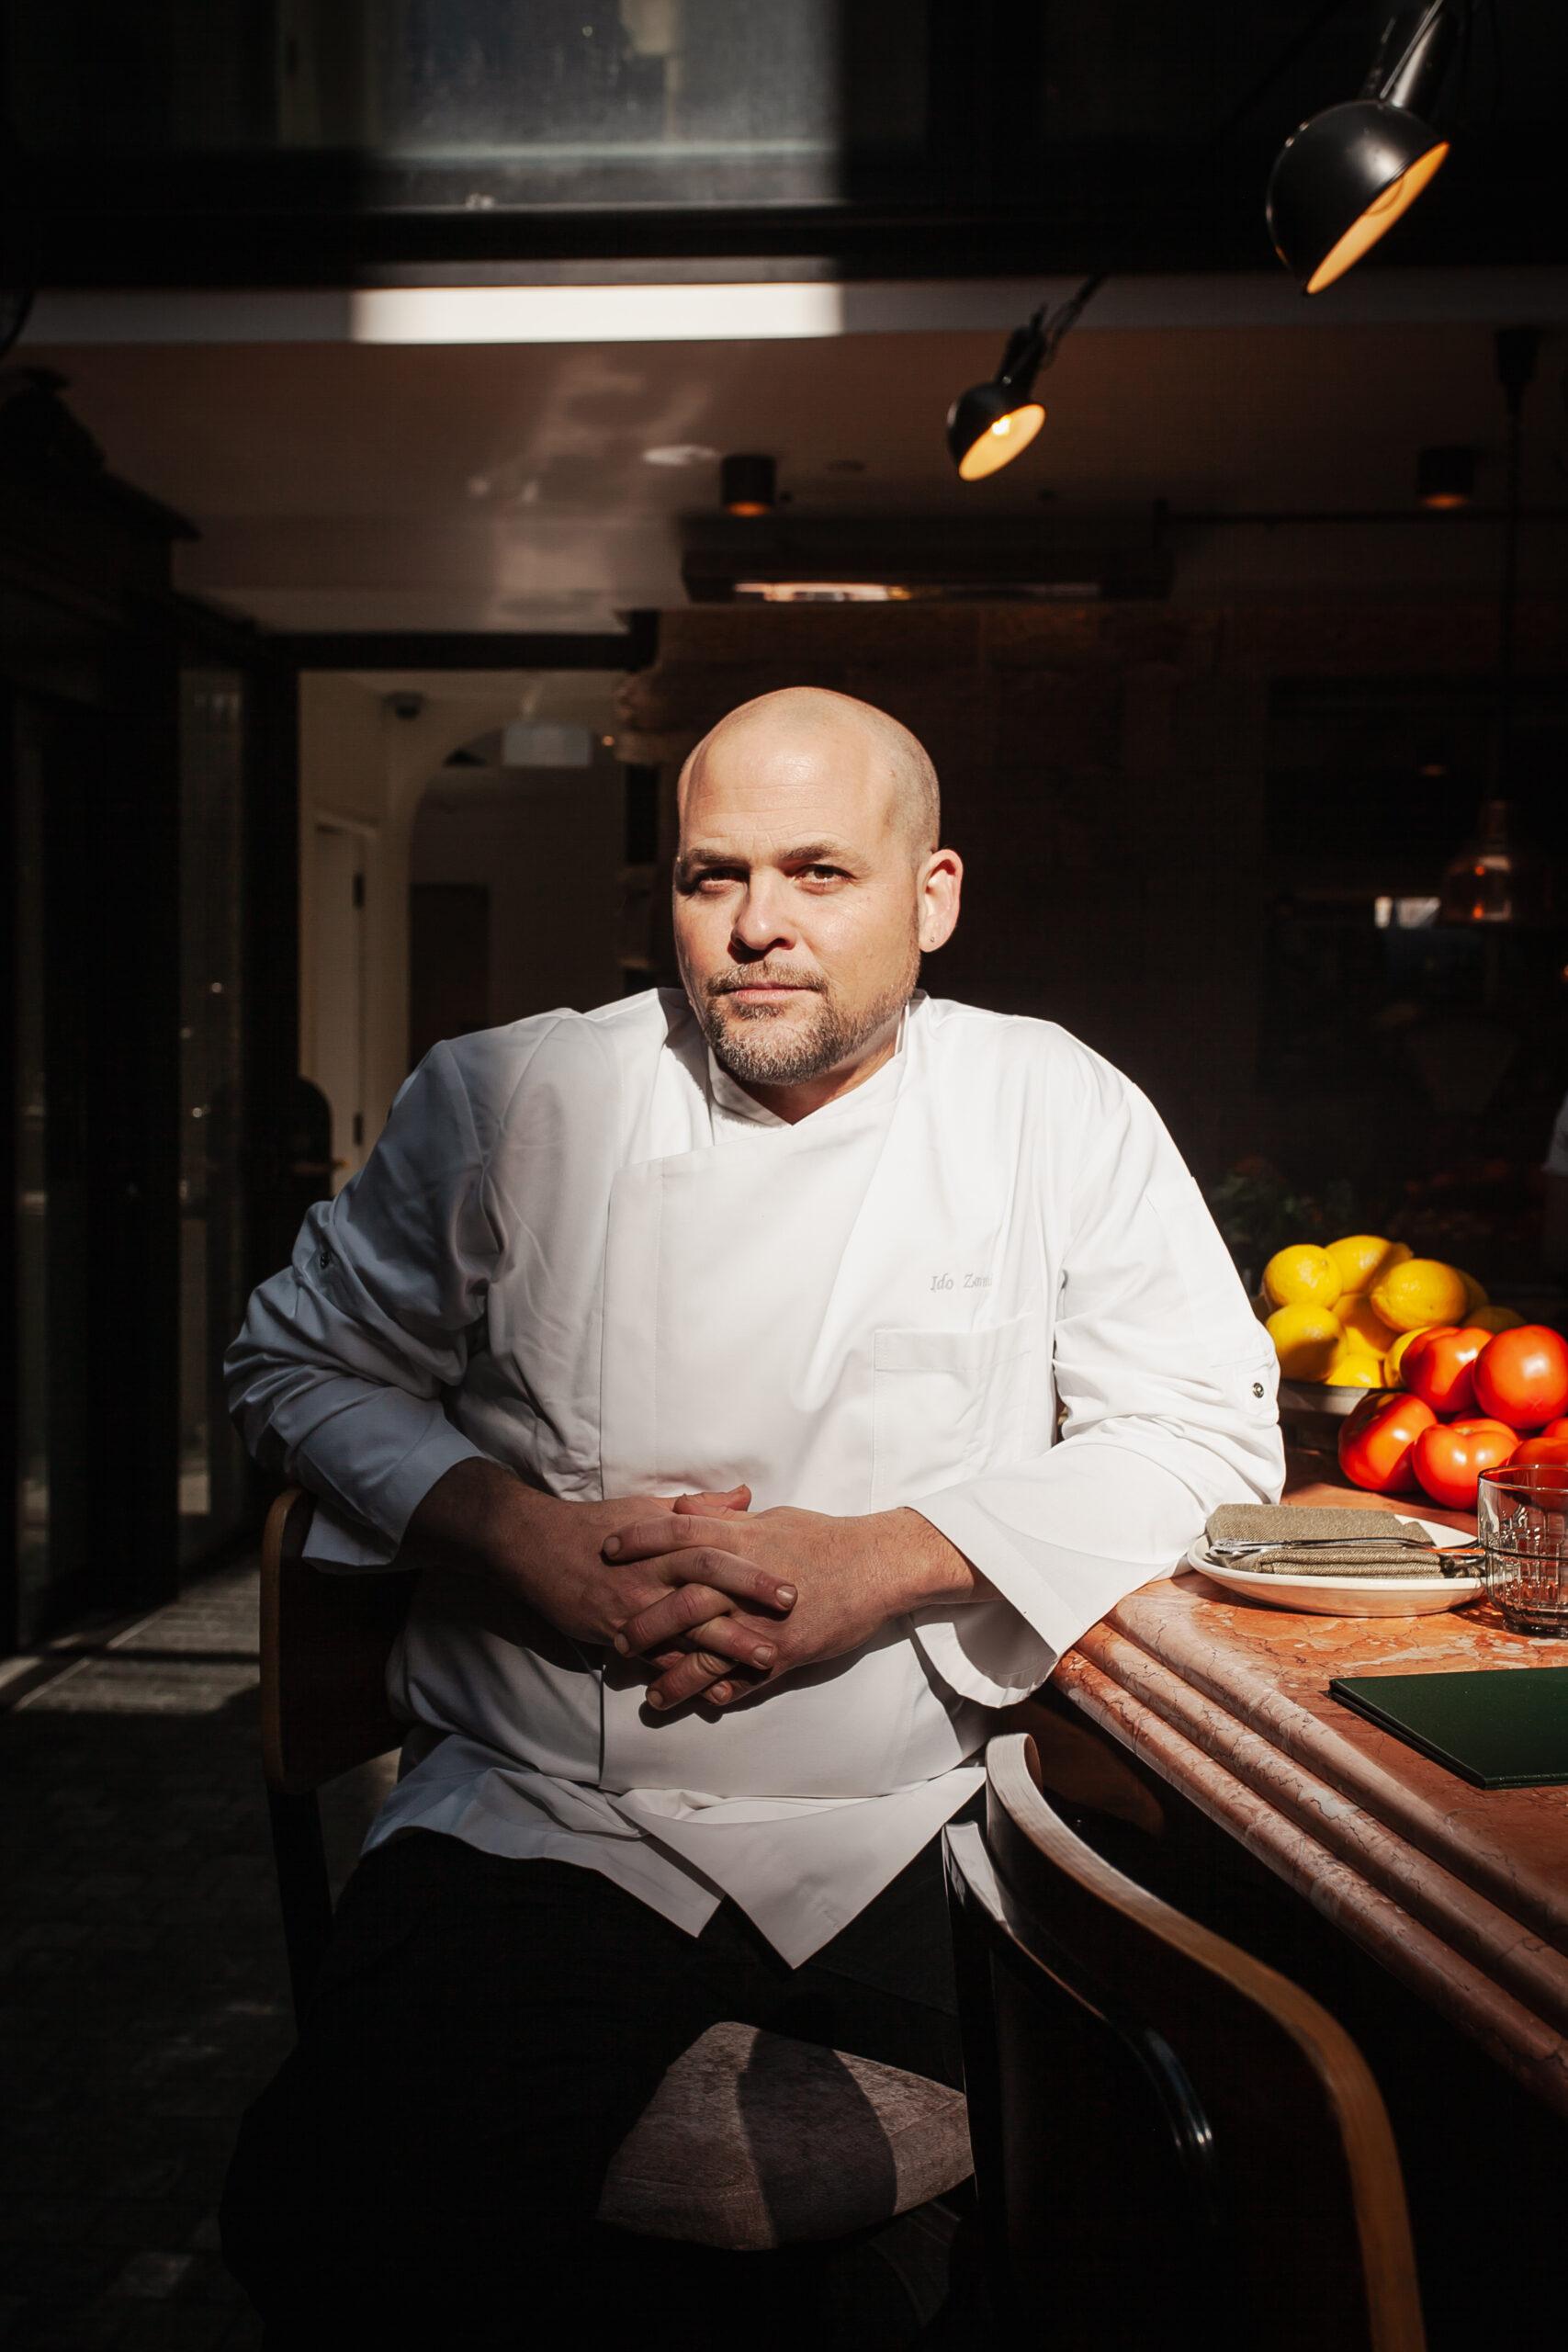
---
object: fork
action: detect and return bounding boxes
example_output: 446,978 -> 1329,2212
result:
1208,1536 -> 1483,1565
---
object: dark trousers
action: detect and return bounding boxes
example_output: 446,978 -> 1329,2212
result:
222,1827 -> 968,2348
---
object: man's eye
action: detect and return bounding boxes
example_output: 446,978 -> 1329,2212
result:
802,865 -> 843,883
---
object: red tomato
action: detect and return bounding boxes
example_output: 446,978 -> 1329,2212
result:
1539,1419 -> 1568,1441
1509,1436 -> 1568,1472
1400,1325 -> 1492,1417
1412,1418 -> 1517,1509
1471,1326 -> 1568,1430
1338,1390 -> 1436,1493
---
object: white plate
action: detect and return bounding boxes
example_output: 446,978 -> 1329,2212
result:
1183,1519 -> 1483,1617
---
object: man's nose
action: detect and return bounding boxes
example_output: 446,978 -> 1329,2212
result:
730,878 -> 797,958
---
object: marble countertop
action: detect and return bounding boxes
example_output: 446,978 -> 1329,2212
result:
1055,1464 -> 1568,2116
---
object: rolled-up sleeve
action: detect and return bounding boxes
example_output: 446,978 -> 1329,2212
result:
909,1072 -> 1283,1704
226,1040 -> 508,1562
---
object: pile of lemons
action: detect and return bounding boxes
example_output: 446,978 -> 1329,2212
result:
1259,1236 -> 1521,1387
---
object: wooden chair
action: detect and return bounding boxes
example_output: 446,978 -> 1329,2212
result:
943,1731 -> 1426,2352
260,1487 -> 415,2018
257,1487 -> 973,2259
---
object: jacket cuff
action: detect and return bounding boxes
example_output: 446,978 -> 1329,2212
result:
907,1596 -> 1055,1708
908,1484 -> 1167,1698
372,1412 -> 487,1538
298,1391 -> 485,1558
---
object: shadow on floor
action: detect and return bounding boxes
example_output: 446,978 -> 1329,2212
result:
1,1565 -> 292,2348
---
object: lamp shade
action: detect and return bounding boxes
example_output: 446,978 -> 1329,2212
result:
946,381 -> 1046,482
1417,444 -> 1476,508
720,453 -> 776,515
1267,99 -> 1448,293
1438,801 -> 1551,928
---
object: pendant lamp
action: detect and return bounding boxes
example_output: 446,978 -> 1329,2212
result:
1417,444 -> 1476,509
720,454 -> 776,516
947,274 -> 1104,482
1438,800 -> 1550,927
1268,3 -> 1458,294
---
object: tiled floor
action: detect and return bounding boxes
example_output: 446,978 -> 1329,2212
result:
0,1563 -> 389,2349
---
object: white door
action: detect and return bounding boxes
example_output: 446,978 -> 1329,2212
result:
313,827 -> 366,1193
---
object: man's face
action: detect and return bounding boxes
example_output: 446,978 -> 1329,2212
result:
673,719 -> 959,1099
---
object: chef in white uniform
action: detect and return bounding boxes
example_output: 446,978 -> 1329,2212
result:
220,685 -> 1281,2345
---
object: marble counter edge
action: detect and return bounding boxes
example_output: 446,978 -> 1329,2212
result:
1070,1617 -> 1568,2036
1055,1648 -> 1568,2121
1100,1579 -> 1568,1959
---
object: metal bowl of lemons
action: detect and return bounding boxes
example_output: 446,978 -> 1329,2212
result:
1256,1235 -> 1516,1403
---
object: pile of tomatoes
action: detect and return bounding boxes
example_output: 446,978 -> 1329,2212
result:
1337,1324 -> 1568,1508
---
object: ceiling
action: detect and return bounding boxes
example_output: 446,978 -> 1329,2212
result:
23,271 -> 1568,633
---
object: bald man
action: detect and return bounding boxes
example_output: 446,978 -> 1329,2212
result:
222,688 -> 1281,2344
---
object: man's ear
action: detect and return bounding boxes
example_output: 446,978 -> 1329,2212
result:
918,847 -> 963,954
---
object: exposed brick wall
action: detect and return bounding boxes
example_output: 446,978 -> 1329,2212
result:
615,599 -> 1568,1174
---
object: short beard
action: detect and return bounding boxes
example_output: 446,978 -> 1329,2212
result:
694,949 -> 919,1090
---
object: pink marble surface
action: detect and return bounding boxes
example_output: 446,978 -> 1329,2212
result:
1055,1481 -> 1568,2114
1057,1647 -> 1568,2119
1100,1577 -> 1568,1958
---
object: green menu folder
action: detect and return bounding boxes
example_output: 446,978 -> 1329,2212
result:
1329,1667 -> 1568,1790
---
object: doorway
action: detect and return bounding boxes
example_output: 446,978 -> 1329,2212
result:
408,718 -> 626,1038
409,884 -> 490,1069
297,671 -> 633,1181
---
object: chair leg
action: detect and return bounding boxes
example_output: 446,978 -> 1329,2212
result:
266,1786 -> 334,2029
942,1833 -> 1011,2321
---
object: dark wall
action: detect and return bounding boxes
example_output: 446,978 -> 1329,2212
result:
615,596 -> 1568,1244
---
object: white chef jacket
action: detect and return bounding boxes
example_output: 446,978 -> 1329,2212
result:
227,989 -> 1282,1963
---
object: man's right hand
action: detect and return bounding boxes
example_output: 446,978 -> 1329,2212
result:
401,1457 -> 795,1668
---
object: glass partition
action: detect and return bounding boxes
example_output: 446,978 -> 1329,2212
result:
5,0 -> 916,206
10,705 -> 51,1641
9,2 -> 1565,276
178,670 -> 251,1568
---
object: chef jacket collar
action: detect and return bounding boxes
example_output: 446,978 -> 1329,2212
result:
705,999 -> 915,1134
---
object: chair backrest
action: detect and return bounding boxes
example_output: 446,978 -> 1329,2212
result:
260,1487 -> 416,1795
943,1731 -> 1425,2352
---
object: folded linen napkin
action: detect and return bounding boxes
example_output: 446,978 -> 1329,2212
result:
1201,1503 -> 1458,1578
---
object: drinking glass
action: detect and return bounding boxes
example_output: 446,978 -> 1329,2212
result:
1478,1464 -> 1568,1637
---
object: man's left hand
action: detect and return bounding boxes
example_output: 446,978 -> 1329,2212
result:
603,1505 -> 986,1711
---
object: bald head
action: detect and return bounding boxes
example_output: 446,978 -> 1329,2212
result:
678,687 -> 940,858
671,685 -> 963,1120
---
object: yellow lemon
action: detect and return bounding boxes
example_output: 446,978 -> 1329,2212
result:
1459,1269 -> 1490,1312
1383,1326 -> 1434,1386
1267,1302 -> 1343,1381
1369,1257 -> 1471,1334
1262,1244 -> 1343,1312
1325,1336 -> 1384,1388
1325,1235 -> 1411,1294
1468,1304 -> 1524,1333
1337,1293 -> 1398,1353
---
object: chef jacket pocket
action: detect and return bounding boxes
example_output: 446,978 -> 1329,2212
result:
872,1313 -> 1039,1510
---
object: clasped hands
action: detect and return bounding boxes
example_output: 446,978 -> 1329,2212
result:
603,1487 -> 980,1711
406,1458 -> 984,1714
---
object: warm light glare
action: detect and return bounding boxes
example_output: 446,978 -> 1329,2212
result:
1304,141 -> 1449,292
957,402 -> 1045,481
1421,490 -> 1467,511
726,499 -> 771,516
734,582 -> 908,603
